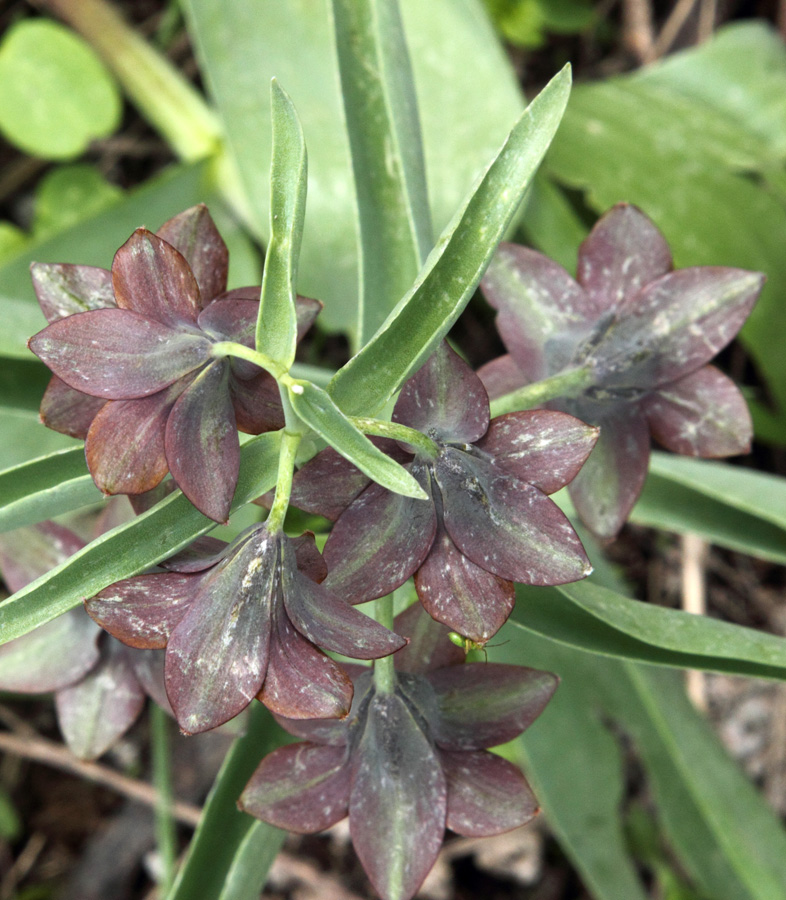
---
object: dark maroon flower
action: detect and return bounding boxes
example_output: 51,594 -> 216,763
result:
0,516 -> 169,760
479,203 -> 764,539
28,205 -> 321,523
240,606 -> 556,900
292,342 -> 597,643
86,524 -> 406,735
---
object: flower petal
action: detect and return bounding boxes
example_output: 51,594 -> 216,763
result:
283,559 -> 406,660
272,712 -> 350,746
291,532 -> 328,584
260,602 -> 353,720
160,536 -> 230,573
165,360 -> 239,523
198,297 -> 259,346
31,263 -> 115,323
428,663 -> 558,750
55,638 -> 146,760
323,473 -> 437,604
86,572 -> 198,649
436,449 -> 590,585
85,383 -> 188,496
0,609 -> 100,693
566,403 -> 651,540
481,243 -> 600,381
0,522 -> 84,591
392,603 -> 464,675
164,540 -> 277,734
40,376 -> 107,439
295,295 -> 322,338
595,267 -> 763,390
415,519 -> 514,644
29,308 -> 210,399
476,354 -> 527,401
577,204 -> 672,310
156,205 -> 228,305
349,692 -> 447,900
129,648 -> 171,713
393,342 -> 490,444
240,742 -> 350,833
642,365 -> 752,457
230,370 -> 285,434
477,410 -> 598,494
441,749 -> 538,836
112,228 -> 201,326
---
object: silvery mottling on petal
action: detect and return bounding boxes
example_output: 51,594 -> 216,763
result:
88,525 -> 403,735
239,609 -> 556,900
480,202 -> 764,539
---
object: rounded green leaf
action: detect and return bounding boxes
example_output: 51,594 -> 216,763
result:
0,19 -> 122,159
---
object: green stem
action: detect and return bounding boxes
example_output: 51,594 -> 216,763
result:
35,0 -> 221,162
489,366 -> 595,417
266,429 -> 302,533
150,704 -> 177,895
349,416 -> 439,458
210,341 -> 285,380
373,594 -> 396,694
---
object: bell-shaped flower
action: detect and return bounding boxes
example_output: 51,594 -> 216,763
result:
292,342 -> 597,643
240,605 -> 557,900
479,203 -> 764,539
28,205 -> 320,522
0,514 -> 169,760
85,524 -> 406,736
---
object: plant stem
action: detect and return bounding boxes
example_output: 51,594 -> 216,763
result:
489,366 -> 595,417
34,0 -> 221,162
267,430 -> 302,533
349,416 -> 439,458
150,704 -> 177,895
373,594 -> 396,694
210,341 -> 285,380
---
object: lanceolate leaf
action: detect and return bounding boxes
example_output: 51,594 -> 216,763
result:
331,0 -> 430,341
0,447 -> 101,533
215,821 -> 287,900
255,81 -> 306,369
512,579 -> 786,680
0,432 -> 281,645
287,380 -> 427,499
328,66 -> 571,416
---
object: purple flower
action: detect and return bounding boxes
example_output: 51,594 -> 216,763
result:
28,205 -> 320,522
479,203 -> 765,539
240,605 -> 557,900
292,342 -> 597,642
85,524 -> 406,735
0,513 -> 169,760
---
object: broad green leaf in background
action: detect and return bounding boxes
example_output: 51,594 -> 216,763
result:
542,23 -> 786,440
168,704 -> 288,900
482,0 -> 595,48
0,162 -> 259,360
0,19 -> 121,159
0,447 -> 99,533
0,432 -> 281,645
33,165 -> 122,237
180,0 -> 524,341
255,81 -> 306,370
328,66 -> 571,416
513,578 -> 786,681
0,409 -> 80,474
632,453 -> 786,565
331,0 -> 431,340
287,380 -> 427,499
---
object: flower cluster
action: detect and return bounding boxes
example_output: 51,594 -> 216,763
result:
13,202 -> 762,900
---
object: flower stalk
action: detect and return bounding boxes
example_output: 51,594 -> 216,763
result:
489,365 -> 595,417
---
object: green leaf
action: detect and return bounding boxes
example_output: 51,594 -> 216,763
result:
33,165 -> 122,237
0,446 -> 99,534
0,432 -> 281,645
0,19 -> 121,159
255,81 -> 306,370
0,410 -> 82,486
0,787 -> 21,841
0,359 -> 56,416
0,162 -> 209,360
328,65 -> 571,416
631,454 -> 786,565
180,0 -> 524,341
287,380 -> 427,499
331,0 -> 430,342
168,704 -> 288,900
512,578 -> 786,680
